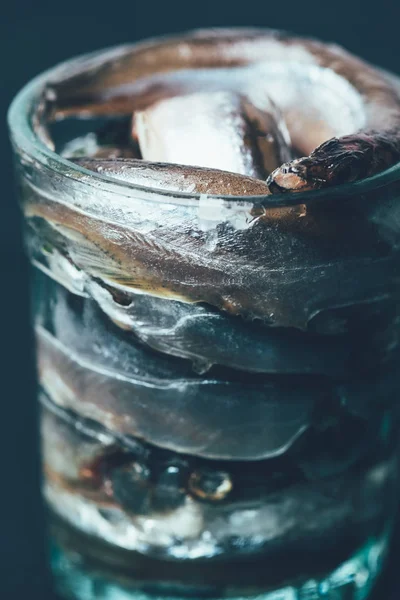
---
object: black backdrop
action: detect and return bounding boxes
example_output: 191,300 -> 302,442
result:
1,0 -> 400,597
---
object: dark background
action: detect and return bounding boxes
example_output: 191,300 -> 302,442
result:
1,0 -> 400,597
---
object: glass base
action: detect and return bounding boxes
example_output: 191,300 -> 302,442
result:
51,527 -> 389,600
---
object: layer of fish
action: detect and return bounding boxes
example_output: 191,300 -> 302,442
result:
41,396 -> 299,509
45,449 -> 399,559
35,325 -> 319,461
44,28 -> 297,111
42,62 -> 364,159
21,159 -> 400,330
43,394 -> 397,559
41,393 -> 393,510
35,27 -> 400,192
73,158 -> 273,196
40,27 -> 381,139
35,275 -> 400,459
132,91 -> 291,177
87,278 -> 353,377
31,253 -> 355,377
47,400 -> 397,585
29,239 -> 400,377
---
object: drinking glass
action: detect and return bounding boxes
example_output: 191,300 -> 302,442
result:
8,41 -> 400,600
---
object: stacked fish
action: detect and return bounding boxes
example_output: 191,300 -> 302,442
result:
14,28 -> 400,571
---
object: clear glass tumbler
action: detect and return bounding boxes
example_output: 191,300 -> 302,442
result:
8,39 -> 400,600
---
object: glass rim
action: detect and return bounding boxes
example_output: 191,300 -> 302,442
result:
7,42 -> 400,208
